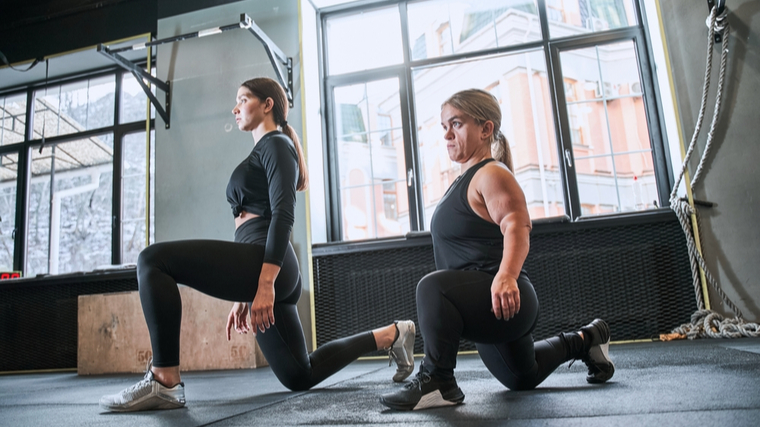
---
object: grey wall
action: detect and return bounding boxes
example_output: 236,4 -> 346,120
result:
660,0 -> 760,321
155,0 -> 313,347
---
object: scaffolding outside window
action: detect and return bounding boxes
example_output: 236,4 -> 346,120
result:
0,64 -> 155,276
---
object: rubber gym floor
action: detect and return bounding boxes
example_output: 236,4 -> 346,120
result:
1,337 -> 759,427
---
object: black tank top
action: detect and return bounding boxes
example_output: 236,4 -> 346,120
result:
430,159 -> 503,274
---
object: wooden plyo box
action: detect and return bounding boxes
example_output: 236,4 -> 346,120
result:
78,287 -> 267,375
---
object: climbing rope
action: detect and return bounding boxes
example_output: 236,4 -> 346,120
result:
668,6 -> 760,339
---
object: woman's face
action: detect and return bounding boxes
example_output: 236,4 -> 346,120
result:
232,87 -> 270,132
440,103 -> 490,164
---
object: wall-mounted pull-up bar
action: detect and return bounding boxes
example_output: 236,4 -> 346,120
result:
97,13 -> 293,129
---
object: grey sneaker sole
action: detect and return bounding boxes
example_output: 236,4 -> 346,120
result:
391,320 -> 416,382
100,394 -> 185,412
412,388 -> 465,410
99,369 -> 186,413
581,319 -> 615,383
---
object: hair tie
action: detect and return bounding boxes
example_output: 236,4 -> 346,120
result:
281,120 -> 288,128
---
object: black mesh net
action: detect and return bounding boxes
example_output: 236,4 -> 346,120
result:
0,274 -> 138,371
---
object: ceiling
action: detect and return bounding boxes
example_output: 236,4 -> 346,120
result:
0,0 -> 291,94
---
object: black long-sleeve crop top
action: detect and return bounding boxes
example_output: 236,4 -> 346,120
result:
226,130 -> 298,266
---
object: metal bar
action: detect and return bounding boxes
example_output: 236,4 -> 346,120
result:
97,45 -> 167,91
245,26 -> 293,107
100,13 -> 293,117
241,13 -> 293,107
241,14 -> 288,64
131,70 -> 170,128
98,43 -> 171,128
108,22 -> 244,54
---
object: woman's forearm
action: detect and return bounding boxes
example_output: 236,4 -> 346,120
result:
259,262 -> 281,287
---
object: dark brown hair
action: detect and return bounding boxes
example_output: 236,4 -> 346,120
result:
241,77 -> 309,191
443,89 -> 513,172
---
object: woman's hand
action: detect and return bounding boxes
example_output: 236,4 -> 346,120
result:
250,280 -> 275,334
225,302 -> 251,341
491,271 -> 521,320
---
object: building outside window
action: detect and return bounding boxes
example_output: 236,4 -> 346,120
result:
321,0 -> 666,242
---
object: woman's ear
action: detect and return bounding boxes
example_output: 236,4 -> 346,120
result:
481,120 -> 495,141
263,97 -> 275,114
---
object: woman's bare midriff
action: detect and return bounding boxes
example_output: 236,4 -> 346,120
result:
235,210 -> 261,229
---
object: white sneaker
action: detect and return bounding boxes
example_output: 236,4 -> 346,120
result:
389,320 -> 416,382
99,369 -> 186,412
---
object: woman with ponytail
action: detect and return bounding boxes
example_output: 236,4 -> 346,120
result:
100,77 -> 416,412
381,89 -> 614,411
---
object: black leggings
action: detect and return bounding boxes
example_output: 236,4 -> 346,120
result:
137,218 -> 376,391
417,270 -> 576,391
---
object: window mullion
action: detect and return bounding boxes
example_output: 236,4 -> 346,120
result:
112,129 -> 123,265
324,81 -> 343,242
547,41 -> 582,219
398,0 -> 423,232
539,0 -> 581,220
633,31 -> 672,207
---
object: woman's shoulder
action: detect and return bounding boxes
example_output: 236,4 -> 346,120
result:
257,131 -> 295,152
478,159 -> 511,176
471,160 -> 516,191
254,131 -> 297,166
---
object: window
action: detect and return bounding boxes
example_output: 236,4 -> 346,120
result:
27,136 -> 114,276
0,153 -> 18,271
547,0 -> 637,38
412,49 -> 562,225
34,75 -> 115,139
321,0 -> 667,241
326,6 -> 404,75
120,70 -> 156,123
407,0 -> 541,61
331,78 -> 408,240
1,93 -> 27,146
122,130 -> 155,264
560,40 -> 657,213
0,65 -> 155,276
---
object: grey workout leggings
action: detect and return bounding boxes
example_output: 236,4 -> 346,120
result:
417,270 -> 576,390
137,218 -> 376,391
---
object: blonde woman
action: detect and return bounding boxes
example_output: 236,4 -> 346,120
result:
381,89 -> 614,411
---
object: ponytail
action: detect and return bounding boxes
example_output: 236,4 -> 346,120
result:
281,123 -> 309,191
491,132 -> 513,172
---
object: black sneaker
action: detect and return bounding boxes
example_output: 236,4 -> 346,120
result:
380,371 -> 464,411
579,318 -> 615,383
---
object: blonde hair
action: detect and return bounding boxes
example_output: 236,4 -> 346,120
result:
443,89 -> 513,172
241,77 -> 309,191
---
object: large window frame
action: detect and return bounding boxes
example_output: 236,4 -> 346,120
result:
319,0 -> 671,242
0,64 -> 155,274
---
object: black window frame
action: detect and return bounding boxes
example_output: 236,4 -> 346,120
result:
0,63 -> 155,274
319,0 -> 671,242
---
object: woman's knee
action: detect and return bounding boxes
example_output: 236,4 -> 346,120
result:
277,374 -> 312,392
501,376 -> 538,391
416,271 -> 449,301
137,242 -> 163,270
